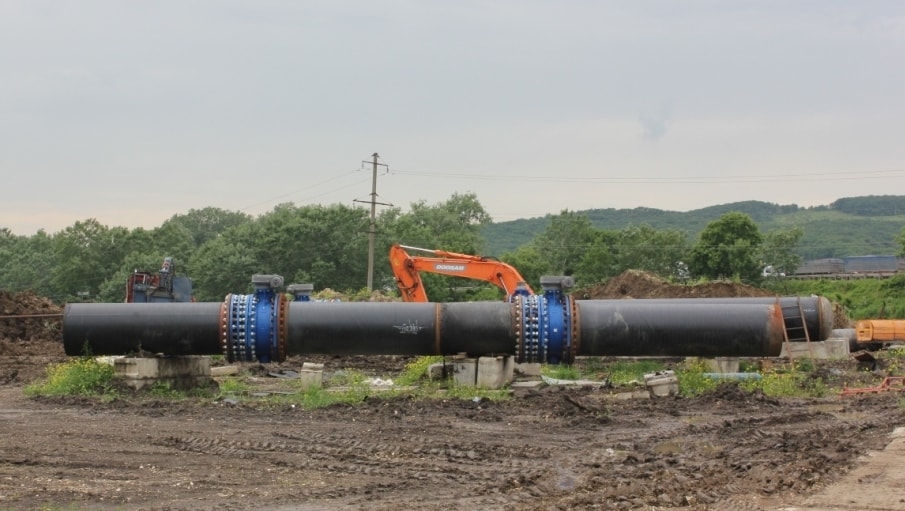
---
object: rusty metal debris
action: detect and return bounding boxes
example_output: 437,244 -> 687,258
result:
841,376 -> 905,396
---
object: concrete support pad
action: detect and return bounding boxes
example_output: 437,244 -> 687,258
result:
708,357 -> 740,373
452,357 -> 515,389
114,356 -> 213,390
452,358 -> 477,386
427,362 -> 447,380
298,362 -> 323,390
514,362 -> 542,377
780,339 -> 850,360
477,356 -> 514,389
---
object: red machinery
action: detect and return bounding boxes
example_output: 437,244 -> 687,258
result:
125,257 -> 193,303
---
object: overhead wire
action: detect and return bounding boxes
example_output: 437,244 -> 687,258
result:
391,167 -> 905,184
239,170 -> 373,213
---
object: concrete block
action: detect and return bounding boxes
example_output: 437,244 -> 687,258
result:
452,358 -> 477,386
510,380 -> 544,390
706,357 -> 740,374
781,341 -> 849,360
211,365 -> 239,377
114,356 -> 212,390
514,362 -> 542,377
476,356 -> 514,389
427,362 -> 447,380
644,370 -> 678,397
824,338 -> 851,359
299,362 -> 324,390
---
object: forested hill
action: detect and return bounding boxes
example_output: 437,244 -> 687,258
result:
481,195 -> 905,260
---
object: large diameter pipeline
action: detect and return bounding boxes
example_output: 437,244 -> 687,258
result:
63,296 -> 833,362
599,296 -> 833,344
577,301 -> 787,357
63,303 -> 222,356
284,302 -> 514,355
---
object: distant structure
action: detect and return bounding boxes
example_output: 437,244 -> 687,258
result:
792,255 -> 904,279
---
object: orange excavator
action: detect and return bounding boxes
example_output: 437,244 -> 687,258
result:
389,244 -> 533,302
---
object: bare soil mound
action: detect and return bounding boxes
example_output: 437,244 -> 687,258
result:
578,269 -> 776,299
0,290 -> 63,343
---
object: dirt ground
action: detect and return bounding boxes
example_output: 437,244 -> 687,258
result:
2,278 -> 905,510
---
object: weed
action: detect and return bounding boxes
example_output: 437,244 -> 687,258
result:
740,366 -> 828,398
542,364 -> 580,380
148,381 -> 183,398
442,383 -> 511,401
217,377 -> 250,396
793,358 -> 815,373
676,359 -> 719,397
396,355 -> 444,385
25,358 -> 116,398
607,360 -> 666,385
327,369 -> 368,387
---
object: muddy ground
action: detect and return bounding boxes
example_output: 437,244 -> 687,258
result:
2,278 -> 905,510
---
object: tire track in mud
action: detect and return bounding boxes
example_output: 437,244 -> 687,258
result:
154,419 -> 558,505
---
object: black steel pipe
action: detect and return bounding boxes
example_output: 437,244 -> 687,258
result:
63,303 -> 222,356
577,301 -> 786,357
284,302 -> 514,355
598,296 -> 833,344
63,297 -> 833,360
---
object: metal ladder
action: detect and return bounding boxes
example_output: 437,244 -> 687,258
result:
782,298 -> 813,359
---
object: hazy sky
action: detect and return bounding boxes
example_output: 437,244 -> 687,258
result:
2,1 -> 904,235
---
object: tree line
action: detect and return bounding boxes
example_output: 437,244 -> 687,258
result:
4,192 -> 903,303
482,196 -> 905,259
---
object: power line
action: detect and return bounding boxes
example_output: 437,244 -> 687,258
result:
391,167 -> 905,184
239,170 -> 368,212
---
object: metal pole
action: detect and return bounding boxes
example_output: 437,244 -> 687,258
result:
367,152 -> 378,292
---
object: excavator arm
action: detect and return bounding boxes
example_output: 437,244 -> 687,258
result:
389,244 -> 533,302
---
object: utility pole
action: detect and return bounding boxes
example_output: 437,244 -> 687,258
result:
354,153 -> 391,291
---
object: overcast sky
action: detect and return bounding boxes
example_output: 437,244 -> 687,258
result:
2,1 -> 903,235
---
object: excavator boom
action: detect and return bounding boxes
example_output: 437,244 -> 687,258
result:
389,244 -> 533,302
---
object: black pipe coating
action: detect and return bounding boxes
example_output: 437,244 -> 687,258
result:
63,297 -> 832,360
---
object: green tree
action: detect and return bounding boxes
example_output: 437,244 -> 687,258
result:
384,193 -> 493,299
761,227 -> 804,275
0,229 -> 57,298
690,212 -> 763,283
387,192 -> 491,254
613,225 -> 690,277
574,229 -> 619,285
499,245 -> 552,292
163,207 -> 252,246
187,228 -> 261,301
531,210 -> 595,276
898,226 -> 905,257
51,220 -> 133,300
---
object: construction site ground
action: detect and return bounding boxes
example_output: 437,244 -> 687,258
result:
2,273 -> 905,511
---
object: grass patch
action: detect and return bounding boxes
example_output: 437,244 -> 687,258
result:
676,359 -> 719,397
740,365 -> 828,398
326,368 -> 369,387
25,358 -> 116,399
217,376 -> 251,396
396,355 -> 444,385
541,364 -> 581,380
606,360 -> 666,385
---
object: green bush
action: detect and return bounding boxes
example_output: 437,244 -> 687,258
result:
740,369 -> 828,398
676,359 -> 719,397
26,358 -> 115,398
